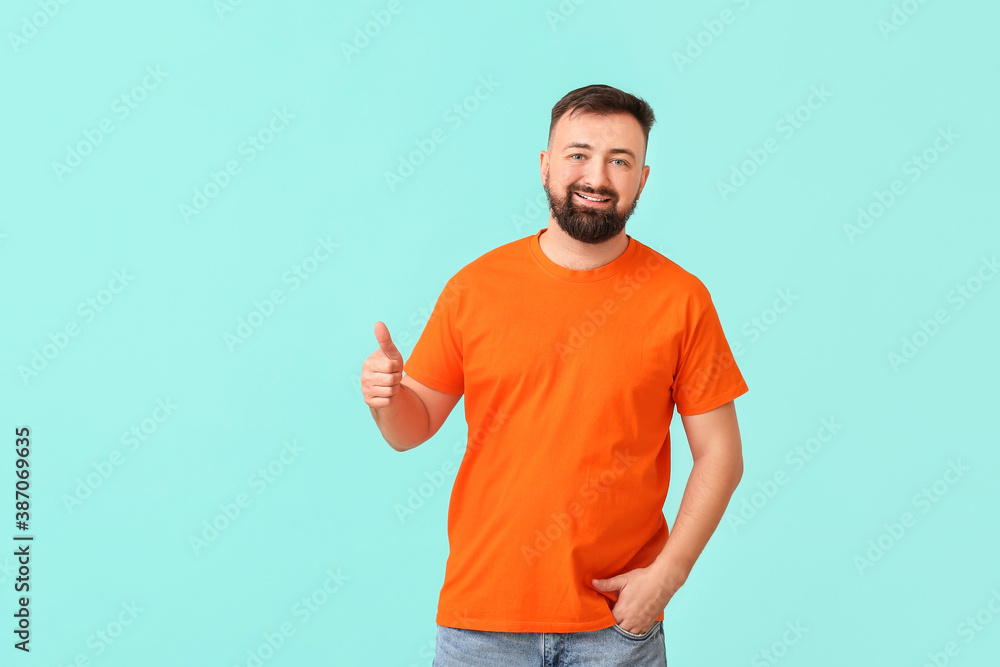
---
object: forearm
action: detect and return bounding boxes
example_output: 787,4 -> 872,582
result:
370,383 -> 430,452
649,448 -> 743,589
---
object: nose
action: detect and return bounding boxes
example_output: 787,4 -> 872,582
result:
579,159 -> 613,195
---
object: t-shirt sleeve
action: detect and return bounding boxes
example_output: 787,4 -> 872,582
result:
402,275 -> 465,395
671,281 -> 748,416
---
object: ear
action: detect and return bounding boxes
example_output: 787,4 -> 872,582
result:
636,164 -> 650,199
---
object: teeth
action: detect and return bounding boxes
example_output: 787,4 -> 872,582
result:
578,193 -> 608,202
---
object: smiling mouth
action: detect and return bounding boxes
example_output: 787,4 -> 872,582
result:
574,192 -> 612,205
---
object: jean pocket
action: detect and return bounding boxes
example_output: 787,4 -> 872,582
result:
612,620 -> 660,641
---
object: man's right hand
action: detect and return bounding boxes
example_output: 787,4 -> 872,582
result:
362,321 -> 405,409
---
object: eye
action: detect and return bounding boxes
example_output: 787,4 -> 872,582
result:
612,159 -> 628,166
569,154 -> 585,160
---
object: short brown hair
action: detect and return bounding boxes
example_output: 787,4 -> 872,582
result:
548,84 -> 656,158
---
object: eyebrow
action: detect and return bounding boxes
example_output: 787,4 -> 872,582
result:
562,142 -> 637,161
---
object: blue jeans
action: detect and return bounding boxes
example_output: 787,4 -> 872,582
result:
432,620 -> 667,666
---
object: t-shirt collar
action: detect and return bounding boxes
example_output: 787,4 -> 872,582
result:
529,227 -> 640,283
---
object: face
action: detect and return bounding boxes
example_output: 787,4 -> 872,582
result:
541,110 -> 650,245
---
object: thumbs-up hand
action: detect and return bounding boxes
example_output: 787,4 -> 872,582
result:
362,321 -> 405,408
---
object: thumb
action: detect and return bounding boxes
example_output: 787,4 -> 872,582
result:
374,321 -> 401,359
591,576 -> 624,592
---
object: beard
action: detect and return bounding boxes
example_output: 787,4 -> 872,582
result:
543,170 -> 640,245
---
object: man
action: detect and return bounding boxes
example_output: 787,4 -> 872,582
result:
362,84 -> 748,666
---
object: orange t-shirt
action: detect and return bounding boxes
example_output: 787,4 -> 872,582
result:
403,227 -> 748,633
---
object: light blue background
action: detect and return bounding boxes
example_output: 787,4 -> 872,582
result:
1,0 -> 998,665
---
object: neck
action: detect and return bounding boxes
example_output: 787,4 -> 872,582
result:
538,221 -> 629,271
